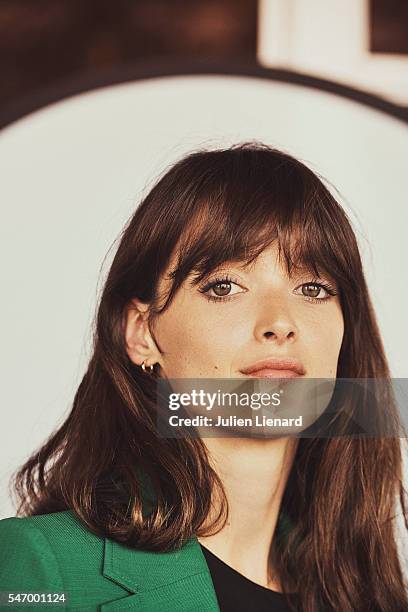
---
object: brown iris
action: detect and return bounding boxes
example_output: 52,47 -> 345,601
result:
302,283 -> 321,298
212,282 -> 232,296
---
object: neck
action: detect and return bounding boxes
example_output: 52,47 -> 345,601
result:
197,436 -> 297,590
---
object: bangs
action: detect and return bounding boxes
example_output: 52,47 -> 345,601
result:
153,145 -> 356,312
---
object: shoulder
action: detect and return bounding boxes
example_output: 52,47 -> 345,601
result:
0,511 -> 127,609
0,512 -> 219,611
0,509 -> 104,562
0,508 -> 96,534
0,512 -> 68,600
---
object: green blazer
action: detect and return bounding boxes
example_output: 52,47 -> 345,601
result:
0,510 -> 220,611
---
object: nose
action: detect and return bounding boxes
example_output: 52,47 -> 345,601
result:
254,309 -> 298,345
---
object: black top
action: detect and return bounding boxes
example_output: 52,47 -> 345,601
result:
200,544 -> 296,612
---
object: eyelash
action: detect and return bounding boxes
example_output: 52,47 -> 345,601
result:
198,275 -> 242,303
198,275 -> 338,304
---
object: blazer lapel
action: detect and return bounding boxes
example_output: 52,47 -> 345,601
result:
101,534 -> 220,611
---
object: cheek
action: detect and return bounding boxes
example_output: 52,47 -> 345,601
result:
152,293 -> 249,377
302,303 -> 344,375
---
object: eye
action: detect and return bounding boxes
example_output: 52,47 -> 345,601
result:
294,281 -> 337,302
198,275 -> 246,302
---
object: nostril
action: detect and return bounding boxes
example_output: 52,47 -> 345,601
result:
262,330 -> 295,340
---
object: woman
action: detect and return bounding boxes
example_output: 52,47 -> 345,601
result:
0,143 -> 407,611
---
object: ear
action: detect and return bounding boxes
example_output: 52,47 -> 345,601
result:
124,298 -> 162,368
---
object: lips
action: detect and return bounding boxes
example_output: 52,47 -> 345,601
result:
240,357 -> 305,378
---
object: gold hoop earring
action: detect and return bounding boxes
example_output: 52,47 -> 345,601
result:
141,360 -> 154,374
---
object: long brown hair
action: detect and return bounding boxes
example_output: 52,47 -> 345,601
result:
12,143 -> 408,610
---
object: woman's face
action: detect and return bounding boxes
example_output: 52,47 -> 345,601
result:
149,243 -> 344,380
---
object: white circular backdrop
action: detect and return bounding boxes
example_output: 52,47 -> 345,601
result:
0,75 -> 407,524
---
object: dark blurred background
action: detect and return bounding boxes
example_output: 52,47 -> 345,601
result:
370,0 -> 408,54
0,0 -> 257,109
0,0 -> 406,112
